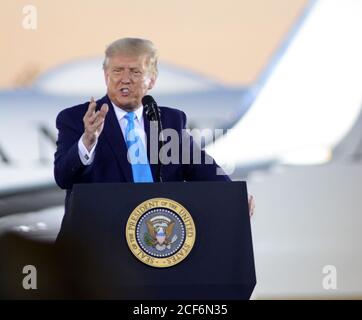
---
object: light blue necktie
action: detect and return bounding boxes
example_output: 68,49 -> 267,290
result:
124,112 -> 153,183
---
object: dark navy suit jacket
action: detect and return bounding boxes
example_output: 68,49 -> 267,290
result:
54,95 -> 230,241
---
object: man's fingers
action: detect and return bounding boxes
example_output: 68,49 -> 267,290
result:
249,196 -> 255,210
88,110 -> 100,125
92,106 -> 108,131
83,99 -> 108,137
248,195 -> 255,217
90,116 -> 105,130
85,103 -> 108,125
248,195 -> 254,206
94,120 -> 105,132
100,103 -> 109,116
89,107 -> 107,125
84,97 -> 97,119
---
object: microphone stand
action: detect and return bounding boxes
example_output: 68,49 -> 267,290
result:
145,103 -> 164,182
155,106 -> 164,183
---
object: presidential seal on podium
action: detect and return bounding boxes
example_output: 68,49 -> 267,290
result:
125,198 -> 196,268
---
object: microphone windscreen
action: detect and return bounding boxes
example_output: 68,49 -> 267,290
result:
142,95 -> 157,107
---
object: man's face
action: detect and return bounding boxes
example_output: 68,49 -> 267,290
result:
104,53 -> 156,111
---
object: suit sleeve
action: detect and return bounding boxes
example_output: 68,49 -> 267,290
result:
180,111 -> 231,182
53,109 -> 88,189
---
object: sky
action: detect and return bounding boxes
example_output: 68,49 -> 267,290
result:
1,0 -> 307,88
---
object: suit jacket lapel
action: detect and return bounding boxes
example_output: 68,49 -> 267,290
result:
101,95 -> 133,182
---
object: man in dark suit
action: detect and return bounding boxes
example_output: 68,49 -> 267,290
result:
54,38 -> 254,241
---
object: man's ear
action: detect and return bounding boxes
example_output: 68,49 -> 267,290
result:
147,74 -> 157,90
104,69 -> 109,86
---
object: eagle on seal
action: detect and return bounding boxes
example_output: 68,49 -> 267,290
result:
145,220 -> 175,249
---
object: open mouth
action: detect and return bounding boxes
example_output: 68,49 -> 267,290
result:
120,88 -> 130,96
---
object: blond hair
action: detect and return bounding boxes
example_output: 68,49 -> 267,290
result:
103,37 -> 158,77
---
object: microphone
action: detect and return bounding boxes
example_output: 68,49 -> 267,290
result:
142,95 -> 164,182
142,95 -> 160,121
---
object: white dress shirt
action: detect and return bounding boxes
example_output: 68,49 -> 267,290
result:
78,103 -> 146,165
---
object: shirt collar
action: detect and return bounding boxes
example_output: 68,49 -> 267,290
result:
111,102 -> 144,122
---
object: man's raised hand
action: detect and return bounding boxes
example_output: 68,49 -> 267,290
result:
82,97 -> 109,151
248,194 -> 255,217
